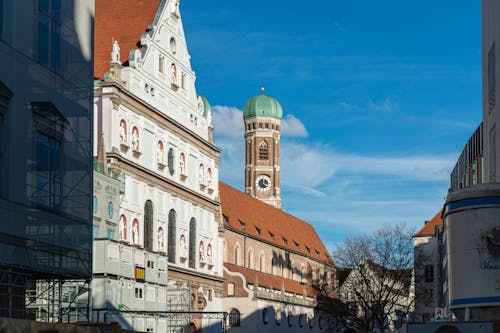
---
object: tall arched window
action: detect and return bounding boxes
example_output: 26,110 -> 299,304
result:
247,248 -> 254,269
144,200 -> 154,251
259,140 -> 269,160
229,309 -> 240,327
234,244 -> 240,266
271,256 -> 277,275
189,218 -> 196,268
259,253 -> 265,272
300,265 -> 305,283
168,209 -> 176,263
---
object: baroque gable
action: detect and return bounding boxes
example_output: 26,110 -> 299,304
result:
110,0 -> 212,140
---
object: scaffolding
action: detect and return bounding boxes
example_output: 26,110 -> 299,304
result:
25,279 -> 91,323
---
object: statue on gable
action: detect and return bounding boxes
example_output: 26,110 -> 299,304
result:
111,40 -> 121,64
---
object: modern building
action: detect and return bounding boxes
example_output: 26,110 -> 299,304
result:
412,211 -> 444,323
449,124 -> 484,192
0,0 -> 94,319
221,92 -> 337,332
482,0 -> 500,181
92,0 -> 224,331
433,0 -> 500,322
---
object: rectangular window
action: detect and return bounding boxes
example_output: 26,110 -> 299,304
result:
489,43 -> 496,110
38,0 -> 62,73
107,229 -> 115,240
227,283 -> 234,296
491,125 -> 497,181
0,0 -> 4,39
93,225 -> 99,239
35,132 -> 61,211
134,287 -> 143,299
424,265 -> 434,282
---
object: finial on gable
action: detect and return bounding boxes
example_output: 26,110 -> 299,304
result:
261,87 -> 265,95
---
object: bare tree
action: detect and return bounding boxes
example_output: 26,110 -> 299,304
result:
330,223 -> 418,333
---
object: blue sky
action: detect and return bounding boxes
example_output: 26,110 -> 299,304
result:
181,1 -> 482,248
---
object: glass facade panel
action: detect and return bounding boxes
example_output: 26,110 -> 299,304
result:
38,0 -> 62,73
35,132 -> 61,211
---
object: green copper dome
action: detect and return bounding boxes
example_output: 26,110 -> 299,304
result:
198,95 -> 211,118
243,89 -> 283,120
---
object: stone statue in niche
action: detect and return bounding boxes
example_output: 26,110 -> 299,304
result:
111,40 -> 121,63
157,141 -> 164,164
199,241 -> 205,262
132,219 -> 139,244
170,63 -> 177,85
119,215 -> 127,240
180,153 -> 186,175
119,120 -> 127,144
207,168 -> 212,187
157,227 -> 164,251
198,164 -> 204,184
132,127 -> 139,151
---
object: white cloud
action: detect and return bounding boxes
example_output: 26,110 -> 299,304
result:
368,97 -> 398,113
281,115 -> 308,137
212,105 -> 308,138
212,105 -> 244,138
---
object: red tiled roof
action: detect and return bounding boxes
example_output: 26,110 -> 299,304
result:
225,263 -> 316,297
94,0 -> 161,79
415,210 -> 443,237
219,182 -> 334,265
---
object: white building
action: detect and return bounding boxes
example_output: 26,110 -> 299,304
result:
0,0 -> 94,318
92,0 -> 224,331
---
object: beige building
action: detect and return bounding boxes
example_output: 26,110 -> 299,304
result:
221,93 -> 337,332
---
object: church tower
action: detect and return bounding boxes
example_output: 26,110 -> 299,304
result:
244,88 -> 282,209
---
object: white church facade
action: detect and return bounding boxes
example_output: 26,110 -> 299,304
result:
92,0 -> 224,331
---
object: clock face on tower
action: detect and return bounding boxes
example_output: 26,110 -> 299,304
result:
256,175 -> 271,192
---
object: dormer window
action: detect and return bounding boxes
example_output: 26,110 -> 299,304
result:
269,232 -> 275,240
315,249 -> 320,257
293,241 -> 300,249
305,246 -> 310,253
223,214 -> 229,223
255,226 -> 261,235
239,220 -> 246,229
282,237 -> 288,245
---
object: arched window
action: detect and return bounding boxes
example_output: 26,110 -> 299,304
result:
188,218 -> 196,268
234,244 -> 240,266
229,309 -> 240,327
168,148 -> 175,175
132,219 -> 139,244
119,214 -> 127,241
144,200 -> 154,251
223,240 -> 228,262
271,256 -> 277,275
259,140 -> 269,160
300,265 -> 305,283
168,209 -> 176,263
259,253 -> 265,272
247,248 -> 253,269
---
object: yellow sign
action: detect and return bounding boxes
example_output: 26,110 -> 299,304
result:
135,266 -> 145,282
